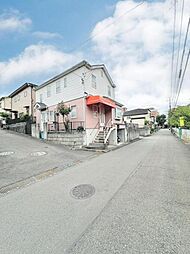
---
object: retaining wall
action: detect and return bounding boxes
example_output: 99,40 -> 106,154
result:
47,132 -> 84,147
7,122 -> 26,134
139,127 -> 150,137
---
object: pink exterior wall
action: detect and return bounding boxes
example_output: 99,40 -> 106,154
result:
36,97 -> 85,125
85,104 -> 99,129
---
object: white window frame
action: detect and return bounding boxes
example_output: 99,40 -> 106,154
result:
108,86 -> 111,97
56,80 -> 61,94
40,94 -> 43,103
115,108 -> 122,119
92,105 -> 98,118
64,77 -> 67,88
49,111 -> 54,122
47,86 -> 51,97
70,105 -> 77,118
92,74 -> 97,89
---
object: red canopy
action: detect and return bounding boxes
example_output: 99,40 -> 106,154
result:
86,95 -> 116,108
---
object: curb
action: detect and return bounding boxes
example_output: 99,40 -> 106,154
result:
0,153 -> 99,197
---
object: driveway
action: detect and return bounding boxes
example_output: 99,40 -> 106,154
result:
0,130 -> 94,189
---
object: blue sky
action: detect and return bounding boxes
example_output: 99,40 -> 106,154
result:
0,0 -> 119,60
0,0 -> 189,111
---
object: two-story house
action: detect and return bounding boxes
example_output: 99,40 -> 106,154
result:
0,96 -> 12,121
9,83 -> 37,119
123,108 -> 151,128
35,60 -> 125,145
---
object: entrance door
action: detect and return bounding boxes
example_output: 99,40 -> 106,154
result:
99,104 -> 105,127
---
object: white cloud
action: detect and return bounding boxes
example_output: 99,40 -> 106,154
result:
33,31 -> 63,40
0,9 -> 32,32
0,44 -> 81,89
91,0 -> 190,112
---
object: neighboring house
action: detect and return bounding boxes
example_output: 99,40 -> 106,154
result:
9,83 -> 37,119
148,108 -> 159,124
0,97 -> 11,121
35,60 -> 126,145
123,108 -> 151,128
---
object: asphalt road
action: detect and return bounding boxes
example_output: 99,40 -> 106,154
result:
0,129 -> 190,253
0,130 -> 94,188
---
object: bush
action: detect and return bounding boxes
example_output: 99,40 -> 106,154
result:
77,126 -> 84,132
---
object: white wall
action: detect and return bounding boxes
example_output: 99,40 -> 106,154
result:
84,68 -> 115,100
36,65 -> 116,107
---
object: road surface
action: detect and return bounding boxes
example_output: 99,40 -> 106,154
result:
0,129 -> 190,253
0,129 -> 94,189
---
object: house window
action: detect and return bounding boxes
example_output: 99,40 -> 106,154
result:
24,91 -> 27,97
92,105 -> 98,118
92,74 -> 96,89
56,80 -> 61,94
49,111 -> 54,122
40,94 -> 43,103
115,108 -> 122,119
108,86 -> 111,97
70,105 -> 77,118
47,86 -> 51,97
64,77 -> 67,88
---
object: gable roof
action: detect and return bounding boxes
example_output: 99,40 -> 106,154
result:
36,60 -> 116,91
9,83 -> 38,98
123,108 -> 151,116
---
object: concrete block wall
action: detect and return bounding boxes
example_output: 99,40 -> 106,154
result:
139,127 -> 150,137
7,122 -> 26,134
47,132 -> 84,147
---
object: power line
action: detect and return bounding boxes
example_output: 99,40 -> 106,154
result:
175,48 -> 190,106
174,17 -> 190,106
67,1 -> 145,53
173,0 -> 185,101
170,0 -> 177,108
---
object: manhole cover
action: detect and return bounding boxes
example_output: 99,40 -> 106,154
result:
31,151 -> 47,156
71,184 -> 95,200
0,151 -> 14,156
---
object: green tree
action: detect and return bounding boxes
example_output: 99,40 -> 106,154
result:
57,101 -> 71,132
168,105 -> 190,128
156,114 -> 166,126
0,112 -> 10,119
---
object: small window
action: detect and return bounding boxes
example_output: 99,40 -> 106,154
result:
40,94 -> 43,103
64,77 -> 67,88
108,86 -> 111,97
92,105 -> 98,118
24,91 -> 27,97
47,86 -> 51,97
115,108 -> 122,119
56,80 -> 61,94
70,105 -> 77,118
49,111 -> 54,122
92,74 -> 96,89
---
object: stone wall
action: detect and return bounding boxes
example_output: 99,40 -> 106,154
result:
47,132 -> 84,147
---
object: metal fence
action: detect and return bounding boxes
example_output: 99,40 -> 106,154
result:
48,121 -> 85,132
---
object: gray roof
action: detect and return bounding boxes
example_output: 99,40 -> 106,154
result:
34,102 -> 47,111
9,83 -> 38,97
123,108 -> 151,116
36,60 -> 116,90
